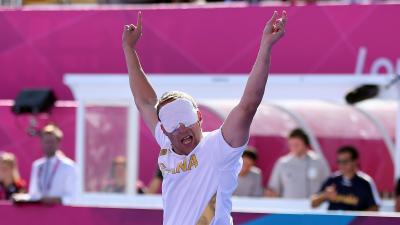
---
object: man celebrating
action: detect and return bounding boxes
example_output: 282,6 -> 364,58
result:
122,10 -> 287,225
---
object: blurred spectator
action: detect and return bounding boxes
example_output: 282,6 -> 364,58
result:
0,152 -> 26,200
102,156 -> 127,193
146,168 -> 163,194
266,128 -> 329,198
14,124 -> 77,205
311,146 -> 381,211
395,178 -> 400,212
233,147 -> 263,197
102,156 -> 149,194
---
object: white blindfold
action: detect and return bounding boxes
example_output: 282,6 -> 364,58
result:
159,98 -> 198,133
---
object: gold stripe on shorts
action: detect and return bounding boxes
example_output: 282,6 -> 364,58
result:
196,194 -> 216,225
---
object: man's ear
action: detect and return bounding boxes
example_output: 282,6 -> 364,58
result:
197,110 -> 203,123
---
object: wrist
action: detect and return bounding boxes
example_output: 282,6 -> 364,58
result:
122,43 -> 136,51
256,42 -> 272,61
260,40 -> 273,52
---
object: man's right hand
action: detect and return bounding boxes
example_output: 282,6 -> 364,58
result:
323,185 -> 338,201
122,11 -> 143,49
311,185 -> 337,208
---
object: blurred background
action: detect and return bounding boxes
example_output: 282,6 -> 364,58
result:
0,0 -> 400,224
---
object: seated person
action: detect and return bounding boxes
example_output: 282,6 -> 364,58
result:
311,146 -> 381,211
0,152 -> 26,200
14,124 -> 77,205
102,156 -> 127,193
102,156 -> 148,194
233,147 -> 263,197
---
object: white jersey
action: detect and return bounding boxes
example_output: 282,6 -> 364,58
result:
28,152 -> 77,204
155,123 -> 247,225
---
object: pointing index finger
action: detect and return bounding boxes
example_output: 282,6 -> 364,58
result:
137,11 -> 142,31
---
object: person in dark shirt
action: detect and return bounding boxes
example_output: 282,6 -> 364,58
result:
311,146 -> 381,211
0,152 -> 26,200
395,178 -> 400,212
145,167 -> 163,194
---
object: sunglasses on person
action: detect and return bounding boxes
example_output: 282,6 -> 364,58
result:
336,158 -> 353,165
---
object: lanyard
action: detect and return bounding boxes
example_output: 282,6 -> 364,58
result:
38,159 -> 61,194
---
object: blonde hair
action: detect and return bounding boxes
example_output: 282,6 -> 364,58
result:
42,123 -> 63,140
0,152 -> 20,182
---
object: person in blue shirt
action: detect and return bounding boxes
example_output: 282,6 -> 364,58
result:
311,146 -> 381,211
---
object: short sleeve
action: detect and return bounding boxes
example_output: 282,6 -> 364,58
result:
61,165 -> 78,205
318,177 -> 333,193
253,170 -> 264,197
213,129 -> 248,170
364,179 -> 381,208
154,122 -> 170,148
267,161 -> 282,195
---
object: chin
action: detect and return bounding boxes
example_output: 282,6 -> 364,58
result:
185,144 -> 197,152
180,144 -> 197,154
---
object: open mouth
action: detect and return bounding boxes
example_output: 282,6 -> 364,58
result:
181,135 -> 193,145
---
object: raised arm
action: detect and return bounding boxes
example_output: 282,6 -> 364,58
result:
222,11 -> 287,147
122,12 -> 159,134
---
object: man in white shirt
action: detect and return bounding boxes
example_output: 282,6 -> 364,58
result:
122,10 -> 287,225
20,124 -> 77,205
